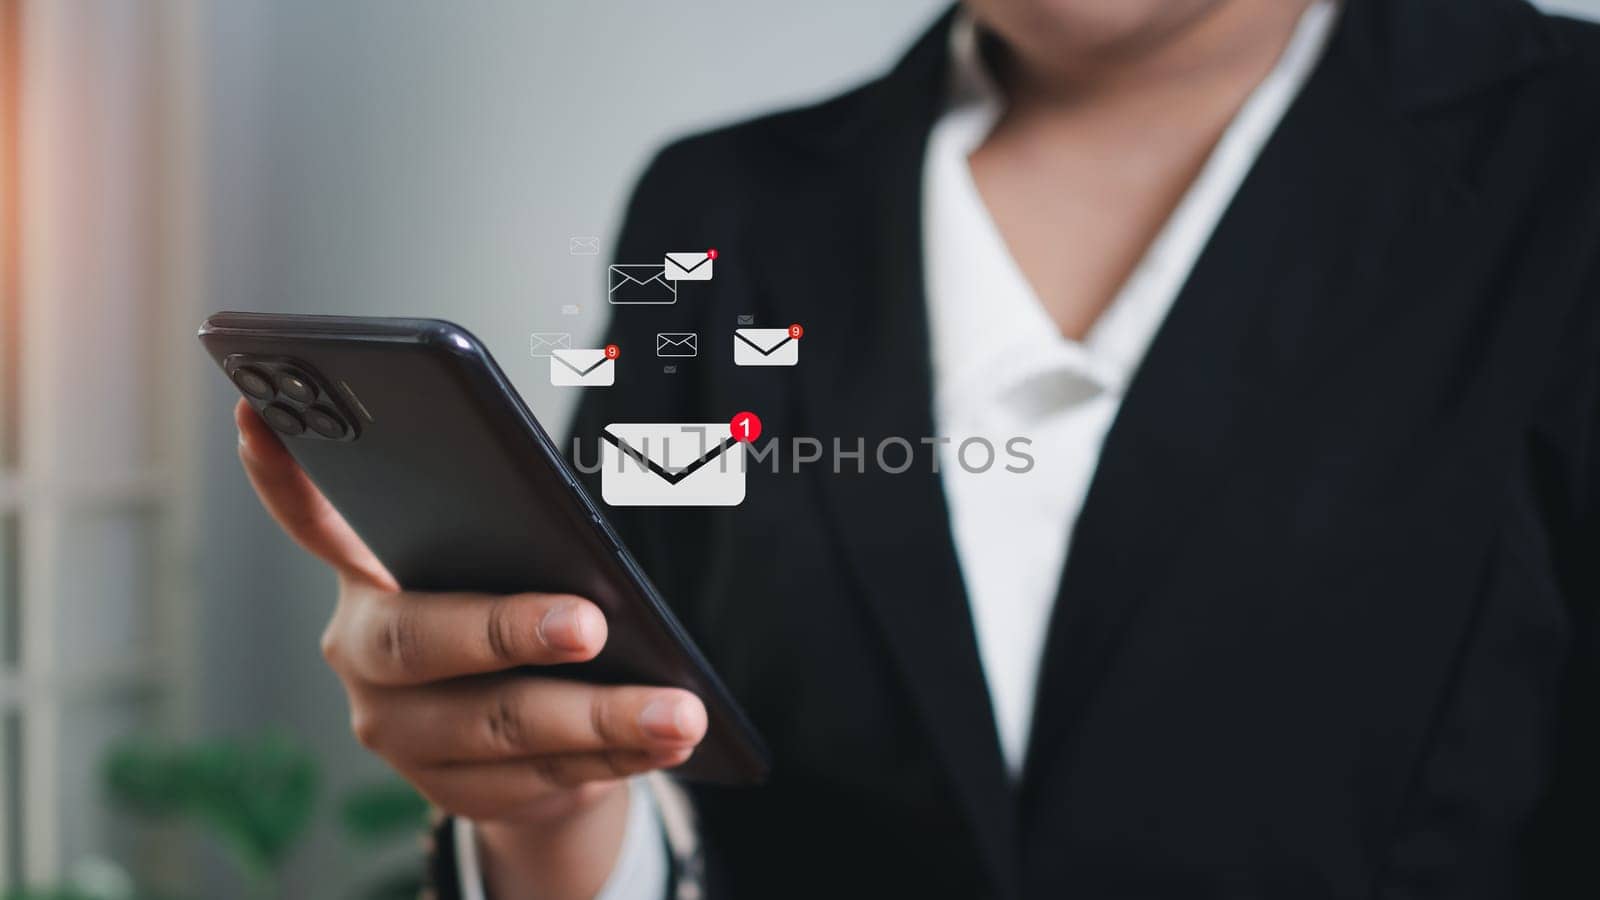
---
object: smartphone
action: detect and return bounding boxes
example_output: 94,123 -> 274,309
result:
198,312 -> 769,785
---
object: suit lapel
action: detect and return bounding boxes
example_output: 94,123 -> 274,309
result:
779,9 -> 1022,898
1017,0 -> 1515,814
765,0 -> 1559,886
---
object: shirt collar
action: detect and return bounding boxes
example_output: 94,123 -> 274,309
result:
924,3 -> 1340,418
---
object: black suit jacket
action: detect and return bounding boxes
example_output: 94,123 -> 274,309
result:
433,1 -> 1600,897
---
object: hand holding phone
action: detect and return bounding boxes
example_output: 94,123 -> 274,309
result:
234,400 -> 701,896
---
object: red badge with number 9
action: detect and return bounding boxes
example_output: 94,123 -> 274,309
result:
604,344 -> 620,359
730,411 -> 762,443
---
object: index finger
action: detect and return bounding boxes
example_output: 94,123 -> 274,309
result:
236,398 -> 396,590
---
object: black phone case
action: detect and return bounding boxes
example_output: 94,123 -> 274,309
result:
199,312 -> 769,785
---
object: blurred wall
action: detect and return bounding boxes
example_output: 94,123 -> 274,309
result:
194,0 -> 946,893
1546,0 -> 1600,13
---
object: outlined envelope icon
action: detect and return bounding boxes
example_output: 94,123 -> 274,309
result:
736,314 -> 754,325
608,265 -> 676,305
656,332 -> 698,357
569,235 -> 600,255
664,252 -> 713,281
601,423 -> 745,506
733,328 -> 799,366
550,348 -> 615,387
529,332 -> 572,357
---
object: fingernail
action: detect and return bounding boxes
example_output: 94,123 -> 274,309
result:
539,602 -> 590,652
639,698 -> 688,740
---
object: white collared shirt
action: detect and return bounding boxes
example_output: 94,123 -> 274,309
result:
461,2 -> 1338,893
925,2 -> 1337,775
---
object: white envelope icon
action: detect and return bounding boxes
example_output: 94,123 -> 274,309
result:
529,332 -> 572,357
664,252 -> 713,281
608,265 -> 677,305
656,332 -> 698,357
733,328 -> 799,366
601,423 -> 745,506
550,349 -> 615,387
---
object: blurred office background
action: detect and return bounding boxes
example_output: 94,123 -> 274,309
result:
2,0 -> 1598,896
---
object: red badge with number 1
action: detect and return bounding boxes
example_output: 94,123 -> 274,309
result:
730,411 -> 762,443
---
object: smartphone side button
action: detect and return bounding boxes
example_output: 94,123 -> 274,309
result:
590,514 -> 623,552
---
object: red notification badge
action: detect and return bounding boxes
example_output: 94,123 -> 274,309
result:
707,248 -> 719,260
730,411 -> 762,443
604,343 -> 620,359
788,323 -> 804,340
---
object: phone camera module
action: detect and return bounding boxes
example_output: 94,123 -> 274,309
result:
260,403 -> 306,436
304,406 -> 349,440
276,369 -> 318,404
232,366 -> 276,400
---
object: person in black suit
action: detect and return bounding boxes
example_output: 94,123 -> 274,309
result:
234,0 -> 1600,897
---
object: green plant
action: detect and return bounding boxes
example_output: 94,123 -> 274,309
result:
336,781 -> 432,900
104,733 -> 318,888
337,781 -> 430,846
3,732 -> 431,900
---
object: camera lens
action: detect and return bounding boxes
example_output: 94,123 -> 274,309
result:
260,403 -> 306,436
276,369 -> 318,404
304,406 -> 348,440
232,366 -> 275,400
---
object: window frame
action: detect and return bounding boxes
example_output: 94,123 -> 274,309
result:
0,0 -> 203,887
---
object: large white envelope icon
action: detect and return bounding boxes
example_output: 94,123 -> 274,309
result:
733,328 -> 798,366
529,332 -> 572,357
608,265 -> 677,305
601,423 -> 745,506
550,349 -> 615,387
664,252 -> 713,281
